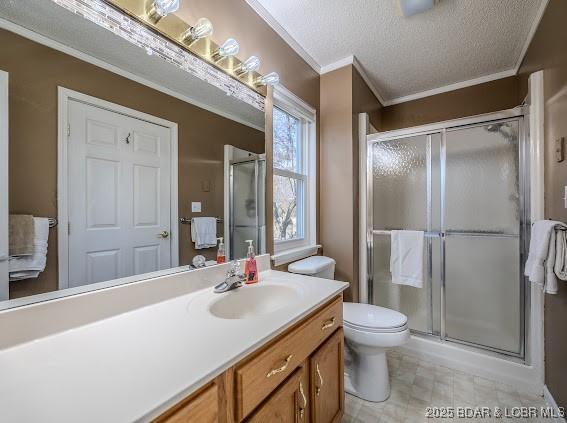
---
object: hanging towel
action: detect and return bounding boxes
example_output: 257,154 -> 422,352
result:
190,217 -> 217,249
554,230 -> 567,282
524,220 -> 567,294
9,214 -> 35,256
390,230 -> 425,288
9,217 -> 49,281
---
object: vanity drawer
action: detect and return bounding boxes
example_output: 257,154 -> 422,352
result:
235,296 -> 342,421
154,382 -> 218,423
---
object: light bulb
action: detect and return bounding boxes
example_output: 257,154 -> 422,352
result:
215,38 -> 240,59
148,0 -> 180,23
236,56 -> 261,75
181,17 -> 213,44
255,72 -> 279,86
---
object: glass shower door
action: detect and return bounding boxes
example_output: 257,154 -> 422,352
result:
230,159 -> 265,260
368,113 -> 526,357
443,120 -> 523,355
370,134 -> 441,334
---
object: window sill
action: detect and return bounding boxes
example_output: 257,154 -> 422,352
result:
271,244 -> 321,267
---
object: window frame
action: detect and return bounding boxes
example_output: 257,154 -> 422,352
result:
272,86 -> 317,265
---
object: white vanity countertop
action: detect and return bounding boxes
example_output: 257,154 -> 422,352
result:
0,269 -> 348,422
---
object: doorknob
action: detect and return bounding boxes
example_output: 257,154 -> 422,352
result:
158,231 -> 169,239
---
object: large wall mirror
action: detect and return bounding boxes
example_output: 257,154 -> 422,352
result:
0,1 -> 268,308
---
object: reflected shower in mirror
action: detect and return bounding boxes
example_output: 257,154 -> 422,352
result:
0,2 -> 266,308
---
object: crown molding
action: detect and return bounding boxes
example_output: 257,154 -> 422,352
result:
321,55 -> 387,106
320,56 -> 355,74
352,57 -> 387,106
514,0 -> 549,74
383,69 -> 517,106
244,0 -> 321,73
0,17 -> 265,132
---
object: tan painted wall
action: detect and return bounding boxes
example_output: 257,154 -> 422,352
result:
319,65 -> 381,301
320,66 -> 354,296
1,29 -> 264,299
518,0 -> 567,409
380,76 -> 522,131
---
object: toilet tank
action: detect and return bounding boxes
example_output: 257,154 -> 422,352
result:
288,256 -> 336,279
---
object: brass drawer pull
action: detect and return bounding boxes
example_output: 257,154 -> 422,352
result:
315,363 -> 324,396
266,354 -> 293,378
299,381 -> 307,419
321,317 -> 336,331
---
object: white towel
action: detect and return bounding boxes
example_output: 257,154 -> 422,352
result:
390,230 -> 424,288
190,217 -> 217,249
554,230 -> 567,281
524,220 -> 567,294
9,217 -> 49,281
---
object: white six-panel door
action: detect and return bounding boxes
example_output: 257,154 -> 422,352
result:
67,100 -> 172,288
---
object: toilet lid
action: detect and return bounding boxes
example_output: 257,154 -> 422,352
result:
343,302 -> 407,330
288,256 -> 335,275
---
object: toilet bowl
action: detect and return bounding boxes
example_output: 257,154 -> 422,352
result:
287,256 -> 409,402
343,302 -> 409,402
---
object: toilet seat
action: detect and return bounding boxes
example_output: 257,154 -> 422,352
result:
343,302 -> 408,333
344,320 -> 408,334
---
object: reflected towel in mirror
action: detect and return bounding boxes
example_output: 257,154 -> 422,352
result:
9,217 -> 49,281
190,217 -> 217,249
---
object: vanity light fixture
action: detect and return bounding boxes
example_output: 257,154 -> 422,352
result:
180,17 -> 213,45
235,56 -> 261,76
255,72 -> 279,86
147,0 -> 180,23
212,38 -> 240,61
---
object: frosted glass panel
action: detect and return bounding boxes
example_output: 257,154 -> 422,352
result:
372,136 -> 427,230
372,234 -> 430,333
445,236 -> 521,354
232,162 -> 256,228
445,121 -> 520,234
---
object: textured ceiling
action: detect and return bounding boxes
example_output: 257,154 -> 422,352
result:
0,0 -> 265,129
251,0 -> 545,103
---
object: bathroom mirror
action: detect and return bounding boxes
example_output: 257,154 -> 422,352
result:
0,1 -> 266,308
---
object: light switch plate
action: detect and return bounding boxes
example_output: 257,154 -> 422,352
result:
191,202 -> 202,213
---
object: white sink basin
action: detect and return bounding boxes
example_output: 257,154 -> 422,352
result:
208,284 -> 301,320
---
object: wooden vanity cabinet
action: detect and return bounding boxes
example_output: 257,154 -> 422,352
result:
154,295 -> 343,423
310,329 -> 344,423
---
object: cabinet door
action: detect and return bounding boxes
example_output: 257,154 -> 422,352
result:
247,368 -> 307,423
310,329 -> 344,423
154,383 -> 218,423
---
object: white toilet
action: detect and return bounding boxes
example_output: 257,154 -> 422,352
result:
288,256 -> 410,402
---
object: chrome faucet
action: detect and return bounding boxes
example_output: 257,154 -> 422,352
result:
213,261 -> 246,293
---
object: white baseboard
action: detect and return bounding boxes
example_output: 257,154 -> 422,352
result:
544,385 -> 567,423
396,335 -> 544,395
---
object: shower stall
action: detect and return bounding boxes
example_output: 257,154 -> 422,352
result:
366,107 -> 529,358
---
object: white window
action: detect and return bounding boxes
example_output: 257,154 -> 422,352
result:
272,86 -> 317,266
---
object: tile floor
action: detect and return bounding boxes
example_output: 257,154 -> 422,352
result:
343,351 -> 547,422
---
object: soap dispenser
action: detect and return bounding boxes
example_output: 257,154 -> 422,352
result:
244,240 -> 258,284
216,237 -> 226,264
